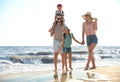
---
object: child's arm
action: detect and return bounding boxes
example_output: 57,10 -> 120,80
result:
49,29 -> 54,37
71,33 -> 82,45
48,22 -> 56,37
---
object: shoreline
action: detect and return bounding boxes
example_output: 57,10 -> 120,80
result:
0,66 -> 120,82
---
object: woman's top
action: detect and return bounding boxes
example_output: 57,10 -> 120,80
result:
83,22 -> 96,36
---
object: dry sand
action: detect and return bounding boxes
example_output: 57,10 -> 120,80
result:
91,66 -> 120,82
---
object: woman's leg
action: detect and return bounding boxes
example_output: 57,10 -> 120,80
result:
68,52 -> 73,70
91,53 -> 96,69
85,43 -> 96,70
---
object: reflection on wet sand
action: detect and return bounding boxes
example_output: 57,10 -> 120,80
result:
77,71 -> 111,82
60,71 -> 67,82
53,70 -> 73,82
53,70 -> 111,82
86,72 -> 95,79
54,72 -> 59,82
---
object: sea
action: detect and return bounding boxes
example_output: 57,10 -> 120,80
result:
0,46 -> 120,75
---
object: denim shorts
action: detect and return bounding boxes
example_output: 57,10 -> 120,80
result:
63,47 -> 72,53
86,35 -> 98,46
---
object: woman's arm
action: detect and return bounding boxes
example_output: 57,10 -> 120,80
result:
93,18 -> 98,31
81,23 -> 85,45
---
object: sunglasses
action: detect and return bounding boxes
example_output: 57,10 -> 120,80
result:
57,18 -> 62,20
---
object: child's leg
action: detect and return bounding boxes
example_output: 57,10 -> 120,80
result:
48,22 -> 56,36
64,53 -> 68,71
68,52 -> 73,70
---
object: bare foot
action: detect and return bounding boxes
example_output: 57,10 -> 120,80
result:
69,67 -> 73,70
90,67 -> 96,69
54,69 -> 57,73
84,67 -> 89,70
66,68 -> 69,72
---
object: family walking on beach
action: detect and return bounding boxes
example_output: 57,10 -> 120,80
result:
48,4 -> 98,72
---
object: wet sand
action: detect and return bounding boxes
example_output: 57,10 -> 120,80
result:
0,66 -> 120,82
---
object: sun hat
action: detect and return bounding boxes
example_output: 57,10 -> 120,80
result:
82,12 -> 93,20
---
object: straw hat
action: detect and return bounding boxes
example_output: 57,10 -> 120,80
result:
82,12 -> 93,20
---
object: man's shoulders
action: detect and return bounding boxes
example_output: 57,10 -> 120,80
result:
64,24 -> 68,28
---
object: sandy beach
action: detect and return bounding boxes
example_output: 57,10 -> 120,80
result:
92,66 -> 120,82
0,66 -> 120,82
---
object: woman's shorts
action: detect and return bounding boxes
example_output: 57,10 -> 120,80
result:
63,47 -> 72,53
86,35 -> 98,46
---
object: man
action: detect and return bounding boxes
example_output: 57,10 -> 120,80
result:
49,15 -> 65,72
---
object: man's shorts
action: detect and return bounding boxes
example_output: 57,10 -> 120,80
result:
53,40 -> 62,53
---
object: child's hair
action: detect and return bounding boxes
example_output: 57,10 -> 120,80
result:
57,4 -> 62,8
63,33 -> 71,39
63,28 -> 71,39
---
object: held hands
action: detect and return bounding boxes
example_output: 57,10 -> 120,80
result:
81,40 -> 85,45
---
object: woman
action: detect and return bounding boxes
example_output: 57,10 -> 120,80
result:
81,12 -> 98,70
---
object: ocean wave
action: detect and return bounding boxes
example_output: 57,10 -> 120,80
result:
95,49 -> 120,55
100,56 -> 113,59
9,55 -> 42,64
72,51 -> 88,54
41,56 -> 56,63
7,55 -> 89,64
1,51 -> 119,64
0,60 -> 13,64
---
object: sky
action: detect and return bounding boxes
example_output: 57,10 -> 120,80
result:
0,0 -> 120,46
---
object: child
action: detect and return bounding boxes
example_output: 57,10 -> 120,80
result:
59,27 -> 82,71
48,4 -> 64,36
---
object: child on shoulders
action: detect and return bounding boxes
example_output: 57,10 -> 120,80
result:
48,4 -> 65,36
